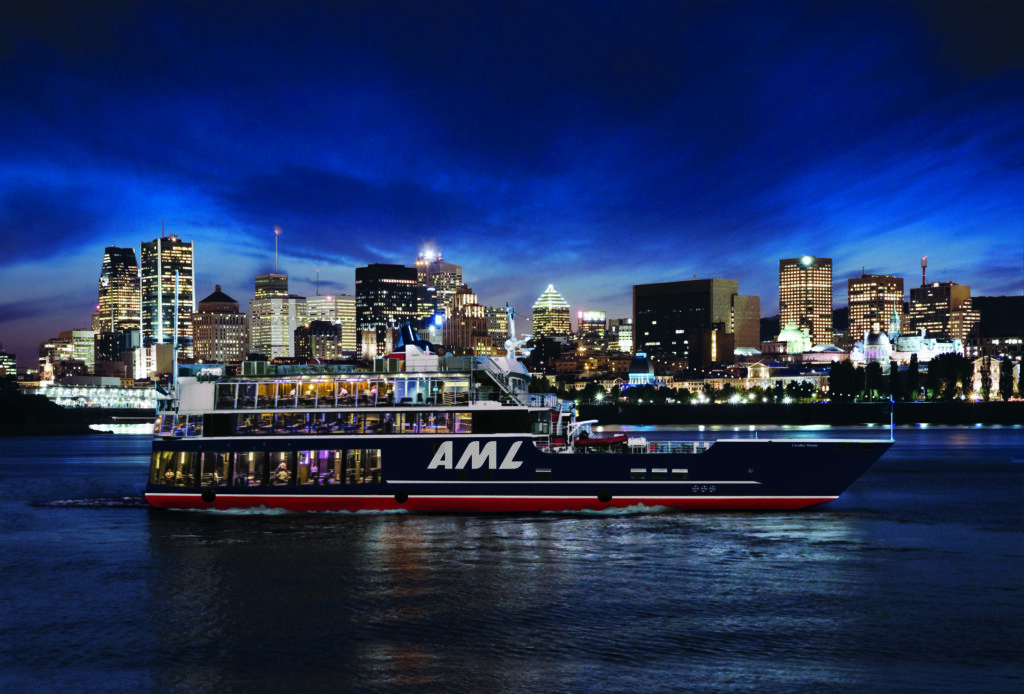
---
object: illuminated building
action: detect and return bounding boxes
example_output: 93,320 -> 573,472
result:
908,281 -> 980,344
415,248 -> 462,319
607,318 -> 633,353
192,285 -> 248,363
442,285 -> 493,355
355,263 -> 418,357
848,272 -> 904,344
248,273 -> 307,359
633,279 -> 759,368
779,256 -> 832,347
94,329 -> 140,376
532,284 -> 571,338
0,350 -> 15,377
578,310 -> 607,338
306,294 -> 357,353
295,321 -> 345,361
485,306 -> 510,351
255,272 -> 289,298
96,246 -> 140,333
141,233 -> 195,357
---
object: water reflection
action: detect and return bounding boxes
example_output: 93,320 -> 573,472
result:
142,510 -> 882,693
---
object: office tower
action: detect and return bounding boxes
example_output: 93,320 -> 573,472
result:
532,284 -> 571,338
141,233 -> 195,356
336,295 -> 357,353
848,272 -> 904,341
442,285 -> 493,355
607,318 -> 633,353
295,321 -> 345,361
779,256 -> 832,347
578,310 -> 607,338
306,294 -> 337,324
62,329 -> 96,371
255,273 -> 289,298
249,273 -> 306,360
306,294 -> 357,353
908,280 -> 980,343
484,306 -> 510,350
633,278 -> 759,368
97,246 -> 141,333
0,350 -> 15,377
356,263 -> 419,357
94,329 -> 140,366
415,248 -> 463,318
192,285 -> 248,363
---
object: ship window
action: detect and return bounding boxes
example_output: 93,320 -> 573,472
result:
456,469 -> 467,480
671,469 -> 688,480
234,452 -> 268,486
339,412 -> 363,434
652,468 -> 668,479
277,382 -> 297,408
453,412 -> 472,433
150,451 -> 198,487
482,469 -> 493,480
270,451 -> 294,485
255,382 -> 274,408
215,383 -> 236,409
272,412 -> 306,435
156,415 -> 175,437
298,383 -> 317,408
535,468 -> 552,479
363,412 -> 381,433
238,383 -> 256,408
297,450 -> 333,485
201,452 -> 231,487
316,381 -> 337,407
630,468 -> 646,480
860,442 -> 875,451
343,449 -> 381,484
836,442 -> 852,451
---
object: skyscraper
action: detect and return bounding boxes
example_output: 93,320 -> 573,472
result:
192,285 -> 248,363
248,273 -> 306,359
779,256 -> 832,347
306,294 -> 357,353
141,233 -> 195,356
355,263 -> 418,357
633,278 -> 758,368
848,272 -> 904,341
532,284 -> 571,338
415,248 -> 462,319
908,281 -> 980,343
255,272 -> 289,298
97,246 -> 140,333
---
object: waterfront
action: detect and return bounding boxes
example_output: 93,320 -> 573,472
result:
1,426 -> 1022,693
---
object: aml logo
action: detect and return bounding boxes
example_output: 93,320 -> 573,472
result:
428,441 -> 524,470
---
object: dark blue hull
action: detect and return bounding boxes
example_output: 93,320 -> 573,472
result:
145,434 -> 892,512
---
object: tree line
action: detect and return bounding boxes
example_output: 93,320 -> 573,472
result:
530,353 -> 1020,405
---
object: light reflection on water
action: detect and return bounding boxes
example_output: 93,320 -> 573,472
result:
1,427 -> 1021,694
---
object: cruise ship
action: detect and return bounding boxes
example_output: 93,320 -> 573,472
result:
145,319 -> 892,513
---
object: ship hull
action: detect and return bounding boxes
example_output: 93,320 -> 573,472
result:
145,434 -> 892,513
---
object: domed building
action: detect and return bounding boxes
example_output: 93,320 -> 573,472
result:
628,352 -> 656,386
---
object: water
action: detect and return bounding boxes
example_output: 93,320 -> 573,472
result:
2,426 -> 1022,693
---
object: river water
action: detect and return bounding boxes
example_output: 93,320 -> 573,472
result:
1,425 -> 1021,693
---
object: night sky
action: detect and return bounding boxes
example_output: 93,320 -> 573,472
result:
2,1 -> 1022,365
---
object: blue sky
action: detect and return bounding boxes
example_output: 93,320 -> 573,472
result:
1,1 -> 1022,365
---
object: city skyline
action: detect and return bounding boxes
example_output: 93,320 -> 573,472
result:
2,1 -> 1022,364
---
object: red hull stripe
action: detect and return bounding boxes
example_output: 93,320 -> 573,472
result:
146,493 -> 838,512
